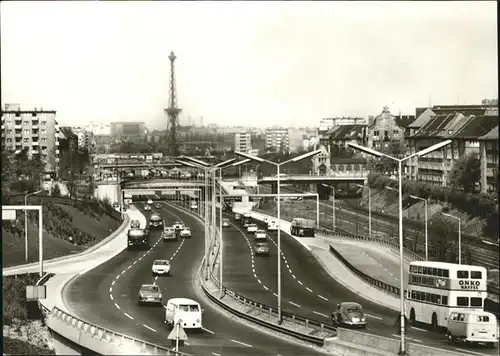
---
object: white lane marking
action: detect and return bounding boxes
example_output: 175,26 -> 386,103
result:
114,303 -> 120,310
253,273 -> 257,278
411,326 -> 428,332
202,327 -> 215,335
273,293 -> 278,297
306,287 -> 313,293
313,311 -> 329,318
110,294 -> 114,301
212,353 -> 221,356
257,279 -> 262,284
288,268 -> 292,274
109,287 -> 112,293
365,313 -> 383,320
298,281 -> 303,286
185,342 -> 191,346
289,301 -> 301,308
264,286 -> 269,291
123,313 -> 134,320
231,339 -> 252,347
111,280 -> 115,286
318,295 -> 328,301
292,274 -> 296,279
143,324 -> 157,332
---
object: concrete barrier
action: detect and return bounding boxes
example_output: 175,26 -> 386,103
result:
337,329 -> 401,354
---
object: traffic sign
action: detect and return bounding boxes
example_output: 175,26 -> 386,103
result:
2,209 -> 16,221
167,324 -> 188,341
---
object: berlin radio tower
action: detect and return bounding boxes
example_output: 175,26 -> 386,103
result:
165,50 -> 182,157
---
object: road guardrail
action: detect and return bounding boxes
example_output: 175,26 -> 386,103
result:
47,306 -> 190,355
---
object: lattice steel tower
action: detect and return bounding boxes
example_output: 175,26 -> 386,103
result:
165,50 -> 182,157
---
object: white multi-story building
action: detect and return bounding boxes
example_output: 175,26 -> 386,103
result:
72,126 -> 95,151
265,127 -> 290,153
85,121 -> 111,136
319,117 -> 366,133
1,104 -> 60,174
234,131 -> 252,152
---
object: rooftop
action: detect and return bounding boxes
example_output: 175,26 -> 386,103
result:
452,116 -> 499,139
478,126 -> 498,141
326,124 -> 366,140
408,108 -> 435,129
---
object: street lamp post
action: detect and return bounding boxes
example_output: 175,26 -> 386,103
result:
356,184 -> 372,238
409,194 -> 429,260
348,140 -> 451,356
322,184 -> 336,230
235,149 -> 322,324
24,189 -> 44,262
441,212 -> 461,264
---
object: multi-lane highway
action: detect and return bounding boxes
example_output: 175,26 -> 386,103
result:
222,212 -> 499,355
63,200 -> 329,356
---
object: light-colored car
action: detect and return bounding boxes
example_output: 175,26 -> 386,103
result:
254,230 -> 267,240
164,298 -> 203,330
162,227 -> 177,242
130,219 -> 141,229
173,221 -> 184,231
222,218 -> 230,227
247,223 -> 258,233
267,220 -> 278,231
152,259 -> 171,276
180,227 -> 191,238
263,217 -> 269,224
446,311 -> 498,347
147,199 -> 153,205
138,284 -> 162,306
190,201 -> 198,210
254,242 -> 270,256
154,202 -> 162,209
332,302 -> 367,328
144,205 -> 151,211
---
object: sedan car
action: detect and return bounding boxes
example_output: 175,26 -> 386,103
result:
254,242 -> 270,256
332,302 -> 367,328
138,284 -> 163,306
147,199 -> 153,205
222,218 -> 230,227
130,219 -> 141,229
180,227 -> 191,238
152,259 -> 171,276
162,227 -> 177,242
247,223 -> 258,233
173,221 -> 184,231
144,205 -> 151,211
254,230 -> 267,240
234,213 -> 241,221
154,202 -> 162,209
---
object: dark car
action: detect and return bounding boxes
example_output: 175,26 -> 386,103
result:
148,213 -> 164,229
254,242 -> 270,256
154,202 -> 162,209
332,302 -> 367,328
138,284 -> 162,306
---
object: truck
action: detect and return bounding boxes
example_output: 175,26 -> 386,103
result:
290,218 -> 316,237
127,228 -> 149,250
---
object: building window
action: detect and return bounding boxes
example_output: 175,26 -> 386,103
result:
41,138 -> 47,143
23,138 -> 30,143
41,129 -> 47,136
23,121 -> 30,126
23,129 -> 30,135
41,121 -> 46,126
393,130 -> 399,135
373,130 -> 379,136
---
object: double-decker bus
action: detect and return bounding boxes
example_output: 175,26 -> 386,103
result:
405,261 -> 487,330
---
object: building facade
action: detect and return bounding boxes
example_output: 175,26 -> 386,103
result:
234,131 -> 252,153
311,145 -> 331,175
366,106 -> 406,150
265,128 -> 290,153
1,104 -> 60,173
110,121 -> 147,138
479,126 -> 498,194
319,117 -> 366,134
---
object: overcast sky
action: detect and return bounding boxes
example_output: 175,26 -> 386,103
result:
1,1 -> 497,129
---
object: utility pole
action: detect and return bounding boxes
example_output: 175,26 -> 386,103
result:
165,51 -> 182,157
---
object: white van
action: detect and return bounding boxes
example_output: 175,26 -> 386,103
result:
267,220 -> 279,231
446,311 -> 498,348
164,298 -> 203,330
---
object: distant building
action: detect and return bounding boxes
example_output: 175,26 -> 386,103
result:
85,121 -> 111,136
234,131 -> 252,153
1,104 -> 60,174
479,126 -> 498,194
71,127 -> 95,152
311,145 -> 331,175
319,117 -> 366,134
110,121 -> 147,138
265,128 -> 290,153
366,106 -> 408,151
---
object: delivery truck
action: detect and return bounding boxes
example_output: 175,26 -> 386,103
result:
290,218 -> 316,237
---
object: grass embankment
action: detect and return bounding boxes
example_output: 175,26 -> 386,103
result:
3,274 -> 55,355
2,200 -> 121,268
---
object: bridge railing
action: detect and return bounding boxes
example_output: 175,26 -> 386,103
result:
258,171 -> 369,180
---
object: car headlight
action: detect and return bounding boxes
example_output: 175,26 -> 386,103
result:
158,294 -> 162,299
361,317 -> 366,321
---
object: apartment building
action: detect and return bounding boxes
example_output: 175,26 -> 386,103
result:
479,126 -> 498,194
1,104 -> 60,174
319,117 -> 365,134
407,112 -> 498,187
72,127 -> 95,152
265,128 -> 290,153
366,106 -> 408,150
234,131 -> 252,152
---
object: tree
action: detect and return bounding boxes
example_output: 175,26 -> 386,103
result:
366,141 -> 405,175
52,183 -> 61,197
429,214 -> 457,261
448,154 -> 481,193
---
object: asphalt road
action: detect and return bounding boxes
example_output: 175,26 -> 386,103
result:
63,199 -> 328,356
222,214 -> 499,355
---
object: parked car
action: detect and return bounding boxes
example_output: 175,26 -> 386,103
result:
254,242 -> 270,256
332,302 -> 367,328
130,219 -> 141,229
162,227 -> 177,242
222,218 -> 230,227
152,259 -> 171,276
138,284 -> 163,306
180,227 -> 192,238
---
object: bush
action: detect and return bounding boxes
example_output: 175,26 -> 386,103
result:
52,184 -> 61,197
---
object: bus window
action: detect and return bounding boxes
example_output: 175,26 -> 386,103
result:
443,269 -> 449,278
431,294 -> 437,303
471,271 -> 482,279
437,268 -> 443,277
418,266 -> 423,274
457,270 -> 469,279
423,267 -> 428,275
457,297 -> 469,306
442,296 -> 448,305
432,268 -> 438,276
470,297 -> 482,307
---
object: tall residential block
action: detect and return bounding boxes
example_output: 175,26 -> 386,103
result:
265,128 -> 290,153
1,104 -> 60,174
234,131 -> 252,152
